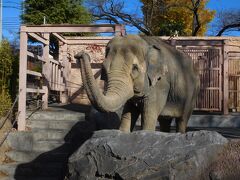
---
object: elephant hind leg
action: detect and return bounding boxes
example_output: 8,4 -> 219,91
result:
158,117 -> 172,132
177,97 -> 196,133
176,115 -> 190,133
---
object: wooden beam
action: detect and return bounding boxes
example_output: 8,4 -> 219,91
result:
27,70 -> 42,77
223,41 -> 229,115
27,51 -> 44,62
173,40 -> 224,47
42,33 -> 50,109
28,33 -> 49,45
60,43 -> 69,103
50,58 -> 62,66
52,33 -> 66,43
42,86 -> 48,109
66,39 -> 112,45
27,88 -> 45,94
18,32 -> 28,131
21,24 -> 119,33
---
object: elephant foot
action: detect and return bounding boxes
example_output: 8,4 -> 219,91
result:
176,118 -> 187,133
119,126 -> 131,133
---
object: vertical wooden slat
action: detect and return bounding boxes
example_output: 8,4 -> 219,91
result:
61,43 -> 68,103
42,86 -> 48,109
53,63 -> 56,90
42,33 -> 50,109
18,31 -> 28,131
223,42 -> 229,115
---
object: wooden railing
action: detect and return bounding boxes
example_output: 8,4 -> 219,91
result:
18,24 -> 126,131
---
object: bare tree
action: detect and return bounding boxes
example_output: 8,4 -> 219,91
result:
215,10 -> 240,36
190,0 -> 201,36
86,0 -> 151,35
87,0 -> 211,36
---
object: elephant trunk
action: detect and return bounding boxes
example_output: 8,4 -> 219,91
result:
76,52 -> 134,112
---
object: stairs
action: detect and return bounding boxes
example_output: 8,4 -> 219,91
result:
0,105 -> 94,180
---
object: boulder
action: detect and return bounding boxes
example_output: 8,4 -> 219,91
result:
67,130 -> 229,180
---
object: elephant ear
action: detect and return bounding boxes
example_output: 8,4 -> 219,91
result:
146,45 -> 168,87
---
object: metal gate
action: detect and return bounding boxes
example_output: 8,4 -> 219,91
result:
178,47 -> 222,111
228,51 -> 240,112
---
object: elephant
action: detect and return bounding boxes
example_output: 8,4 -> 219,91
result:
75,35 -> 200,133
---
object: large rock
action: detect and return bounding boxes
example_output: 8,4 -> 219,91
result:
67,130 -> 228,180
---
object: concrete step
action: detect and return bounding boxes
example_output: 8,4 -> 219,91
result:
32,140 -> 69,152
5,150 -> 69,163
1,177 -> 60,180
7,131 -> 71,152
0,162 -> 66,178
26,119 -> 80,130
32,129 -> 69,141
26,110 -> 85,121
6,131 -> 33,151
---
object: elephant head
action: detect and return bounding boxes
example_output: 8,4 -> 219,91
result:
75,35 -> 167,113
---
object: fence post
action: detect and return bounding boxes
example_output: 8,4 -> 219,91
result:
18,30 -> 28,131
223,40 -> 229,115
115,24 -> 126,36
42,33 -> 50,109
60,43 -> 69,103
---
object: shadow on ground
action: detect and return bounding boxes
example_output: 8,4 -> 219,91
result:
14,106 -> 121,180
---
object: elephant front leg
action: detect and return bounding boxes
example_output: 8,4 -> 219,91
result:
119,102 -> 140,133
142,101 -> 159,131
142,92 -> 168,131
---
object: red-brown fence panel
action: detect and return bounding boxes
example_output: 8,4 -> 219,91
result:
228,51 -> 240,112
178,47 -> 222,111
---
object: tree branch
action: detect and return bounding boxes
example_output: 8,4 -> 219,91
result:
191,0 -> 201,36
216,23 -> 240,36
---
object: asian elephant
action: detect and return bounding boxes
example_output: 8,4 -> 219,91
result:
75,35 -> 200,133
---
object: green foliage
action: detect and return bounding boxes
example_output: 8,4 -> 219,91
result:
0,40 -> 15,117
0,89 -> 12,117
141,0 -> 215,36
21,0 -> 93,57
21,0 -> 92,25
9,51 -> 19,101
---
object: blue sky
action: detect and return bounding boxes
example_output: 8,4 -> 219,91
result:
2,0 -> 240,41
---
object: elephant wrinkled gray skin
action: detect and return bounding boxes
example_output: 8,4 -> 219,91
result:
75,35 -> 200,133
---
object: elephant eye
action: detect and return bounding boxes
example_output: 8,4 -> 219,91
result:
131,64 -> 139,79
132,64 -> 138,71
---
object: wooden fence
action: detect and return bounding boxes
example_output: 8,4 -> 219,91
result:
228,51 -> 240,112
18,24 -> 125,130
18,25 -> 240,131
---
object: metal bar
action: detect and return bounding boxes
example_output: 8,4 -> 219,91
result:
28,33 -> 49,45
18,32 -> 28,131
